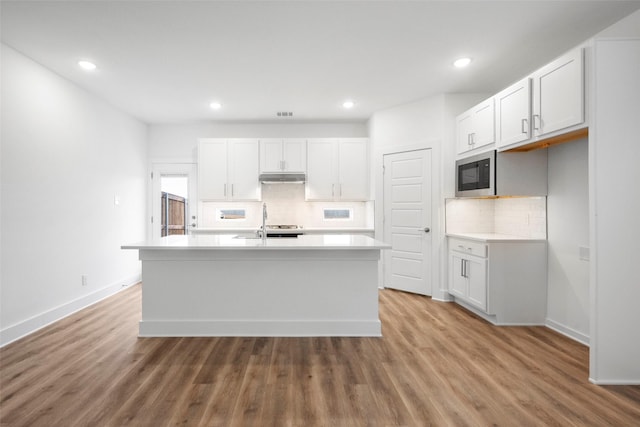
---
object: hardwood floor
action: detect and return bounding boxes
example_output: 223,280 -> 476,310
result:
1,284 -> 639,426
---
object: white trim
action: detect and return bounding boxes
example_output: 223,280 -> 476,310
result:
0,274 -> 140,348
545,318 -> 590,346
139,319 -> 382,337
589,378 -> 640,386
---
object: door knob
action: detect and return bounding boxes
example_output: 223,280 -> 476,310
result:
423,227 -> 430,233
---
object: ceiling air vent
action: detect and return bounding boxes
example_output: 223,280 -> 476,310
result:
276,111 -> 293,117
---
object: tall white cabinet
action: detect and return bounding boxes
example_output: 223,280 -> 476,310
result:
198,138 -> 261,201
590,37 -> 640,384
306,138 -> 369,201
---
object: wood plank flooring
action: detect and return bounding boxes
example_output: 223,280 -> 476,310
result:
1,283 -> 639,426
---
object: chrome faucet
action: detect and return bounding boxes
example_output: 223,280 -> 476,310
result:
260,202 -> 268,241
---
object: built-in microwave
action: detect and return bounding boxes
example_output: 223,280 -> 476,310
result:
455,150 -> 496,197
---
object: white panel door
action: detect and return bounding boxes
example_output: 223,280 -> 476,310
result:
383,149 -> 432,295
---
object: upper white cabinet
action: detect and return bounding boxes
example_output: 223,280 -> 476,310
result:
532,48 -> 584,138
456,98 -> 495,155
198,138 -> 261,201
260,138 -> 306,173
306,138 -> 369,201
495,78 -> 532,149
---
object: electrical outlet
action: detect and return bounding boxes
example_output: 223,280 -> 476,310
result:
82,275 -> 88,286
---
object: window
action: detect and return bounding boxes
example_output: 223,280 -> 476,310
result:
217,208 -> 246,220
323,208 -> 352,221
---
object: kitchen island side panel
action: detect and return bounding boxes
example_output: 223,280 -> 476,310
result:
138,249 -> 381,337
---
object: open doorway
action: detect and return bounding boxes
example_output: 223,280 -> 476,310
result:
160,176 -> 188,237
151,163 -> 197,239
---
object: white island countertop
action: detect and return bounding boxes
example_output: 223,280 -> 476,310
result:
122,233 -> 390,251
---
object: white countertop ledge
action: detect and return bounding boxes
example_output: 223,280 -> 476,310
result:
446,232 -> 547,242
122,234 -> 391,250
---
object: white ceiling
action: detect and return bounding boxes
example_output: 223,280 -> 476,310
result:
2,1 -> 640,124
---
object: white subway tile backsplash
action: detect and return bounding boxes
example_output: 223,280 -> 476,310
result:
200,183 -> 372,229
446,197 -> 546,239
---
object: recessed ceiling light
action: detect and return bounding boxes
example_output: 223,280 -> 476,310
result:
453,57 -> 472,68
209,102 -> 222,110
343,100 -> 355,109
78,60 -> 97,71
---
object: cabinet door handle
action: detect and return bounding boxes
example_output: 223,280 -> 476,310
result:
339,184 -> 342,197
224,183 -> 227,197
521,118 -> 528,134
467,134 -> 473,146
332,184 -> 335,197
231,184 -> 234,197
461,259 -> 465,278
533,114 -> 540,131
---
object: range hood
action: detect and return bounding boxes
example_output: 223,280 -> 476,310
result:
259,172 -> 306,184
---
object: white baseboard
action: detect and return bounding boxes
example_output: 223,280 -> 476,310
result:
545,318 -> 590,346
589,377 -> 640,385
0,274 -> 141,348
139,319 -> 382,337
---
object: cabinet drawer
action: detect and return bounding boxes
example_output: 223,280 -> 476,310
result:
449,238 -> 487,258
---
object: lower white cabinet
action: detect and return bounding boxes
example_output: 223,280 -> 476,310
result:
449,252 -> 487,311
448,236 -> 547,325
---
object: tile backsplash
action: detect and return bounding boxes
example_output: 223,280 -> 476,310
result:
200,183 -> 373,229
446,197 -> 547,238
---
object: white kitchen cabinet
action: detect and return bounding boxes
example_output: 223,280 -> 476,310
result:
532,48 -> 584,138
198,138 -> 261,201
259,138 -> 306,173
448,238 -> 488,311
306,138 -> 369,201
448,236 -> 547,325
495,78 -> 532,149
456,98 -> 495,155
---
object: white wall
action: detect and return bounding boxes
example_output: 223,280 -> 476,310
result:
148,122 -> 367,161
546,139 -> 590,344
0,45 -> 147,346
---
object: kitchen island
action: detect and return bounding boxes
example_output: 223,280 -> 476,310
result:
122,234 -> 390,337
